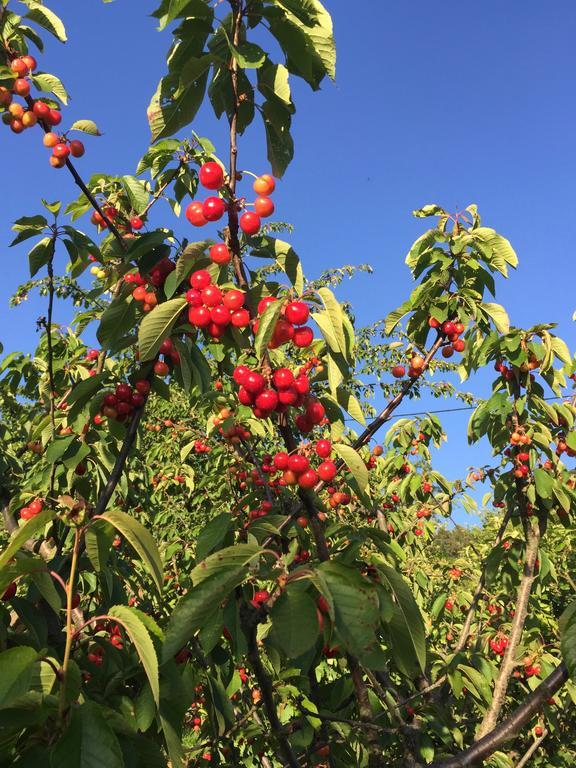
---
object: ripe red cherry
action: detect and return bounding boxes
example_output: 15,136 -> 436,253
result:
69,140 -> 85,158
188,306 -> 211,327
28,499 -> 44,515
441,346 -> 454,358
13,78 -> 30,97
186,288 -> 202,306
278,387 -> 298,406
257,296 -> 277,314
254,196 -> 275,217
223,289 -> 244,311
201,285 -> 222,307
199,162 -> 225,190
202,197 -> 226,221
1,582 -> 17,601
272,368 -> 294,389
306,401 -> 325,425
317,460 -> 337,481
294,374 -> 310,395
32,101 -> 50,120
185,201 -> 208,227
116,383 -> 132,401
239,211 -> 261,235
209,243 -> 231,265
190,270 -> 211,290
21,55 -> 37,72
273,452 -> 289,470
428,317 -> 440,328
154,360 -> 170,376
255,389 -> 278,411
253,174 -> 275,196
130,216 -> 144,230
210,305 -> 231,326
251,589 -> 270,607
238,386 -> 253,405
231,309 -> 250,327
159,338 -> 174,354
287,454 -> 309,474
293,326 -> 313,348
0,87 -> 12,106
244,371 -> 266,394
442,321 -> 456,336
298,469 -> 319,489
233,365 -> 250,385
46,109 -> 62,126
452,339 -> 465,353
284,301 -> 309,326
11,58 -> 28,75
53,143 -> 70,159
316,439 -> 332,458
270,318 -> 295,348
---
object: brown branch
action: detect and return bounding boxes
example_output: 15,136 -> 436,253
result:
431,664 -> 567,768
514,728 -> 547,768
475,519 -> 541,739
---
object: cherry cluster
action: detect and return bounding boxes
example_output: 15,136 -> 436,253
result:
87,622 -> 124,666
90,204 -> 145,234
99,380 -> 150,423
247,500 -> 274,521
428,318 -> 466,358
19,497 -> 44,521
1,56 -> 59,135
193,439 -> 211,454
185,162 -> 277,238
254,297 -> 313,350
124,258 -> 176,313
489,635 -> 509,657
187,270 -> 250,337
271,441 -> 337,490
42,131 -> 84,168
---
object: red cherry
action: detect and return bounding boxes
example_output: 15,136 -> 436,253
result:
130,216 -> 144,230
210,305 -> 231,326
10,58 -> 28,75
391,365 -> 405,378
190,270 -> 211,290
452,339 -> 465,353
239,211 -> 261,235
21,55 -> 37,72
272,368 -> 295,389
233,365 -> 250,385
270,318 -> 294,347
257,296 -> 277,314
209,243 -> 231,265
317,461 -> 337,482
253,175 -> 275,196
46,109 -> 62,126
199,162 -> 224,190
244,372 -> 266,394
0,88 -> 12,107
188,306 -> 211,327
294,374 -> 310,395
284,301 -> 309,326
115,383 -> 132,401
53,143 -> 71,159
201,285 -> 223,307
278,387 -> 298,406
293,326 -> 314,348
13,78 -> 30,97
231,309 -> 250,327
28,499 -> 44,515
159,338 -> 174,354
273,452 -> 289,470
202,197 -> 226,221
251,589 -> 270,607
154,360 -> 170,376
442,346 -> 454,359
70,140 -> 85,158
238,386 -> 253,405
254,196 -> 275,217
185,201 -> 208,227
306,401 -> 325,425
2,582 -> 17,601
316,439 -> 332,458
442,321 -> 456,336
223,289 -> 245,311
298,469 -> 319,489
255,389 -> 278,411
186,288 -> 203,306
287,454 -> 309,474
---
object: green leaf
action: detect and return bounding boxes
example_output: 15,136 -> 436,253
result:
481,302 -> 510,334
261,97 -> 294,178
24,1 -> 67,41
122,176 -> 150,212
84,523 -> 112,573
191,543 -> 262,585
0,647 -> 37,708
336,388 -> 366,426
385,300 -> 412,335
97,295 -> 137,352
231,41 -> 267,68
196,513 -> 233,561
69,119 -> 101,135
100,510 -> 163,594
30,72 -> 68,104
257,61 -> 293,107
254,299 -> 284,359
551,336 -> 572,365
378,564 -> 426,676
332,444 -> 368,490
138,297 -> 187,362
0,510 -> 55,568
50,701 -> 124,768
163,565 -> 251,660
28,236 -> 54,277
148,56 -> 212,142
534,468 -> 554,500
560,602 -> 576,678
109,605 -> 160,705
269,588 -> 318,657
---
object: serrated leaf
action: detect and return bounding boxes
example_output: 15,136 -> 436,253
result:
0,647 -> 37,708
481,302 -> 510,334
28,236 -> 54,277
378,563 -> 426,676
109,605 -> 160,705
269,588 -> 318,657
30,72 -> 68,104
231,41 -> 267,68
534,468 -> 554,500
69,120 -> 101,136
0,510 -> 55,568
50,701 -> 124,768
100,510 -> 163,594
138,298 -> 187,362
332,443 -> 368,490
24,1 -> 67,41
122,175 -> 150,212
560,602 -> 576,678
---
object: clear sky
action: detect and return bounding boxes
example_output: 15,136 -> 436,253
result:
1,0 -> 575,519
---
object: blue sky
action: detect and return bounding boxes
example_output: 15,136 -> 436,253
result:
1,0 -> 575,519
